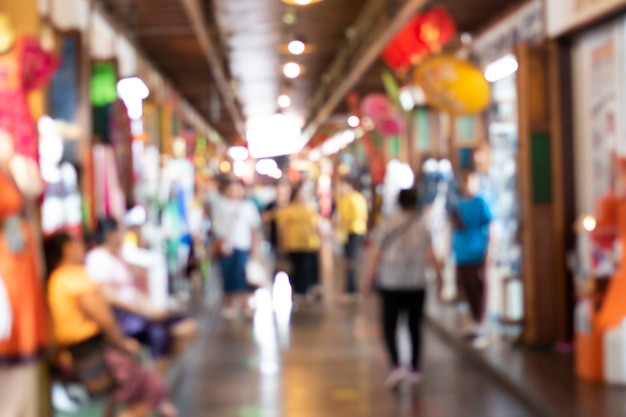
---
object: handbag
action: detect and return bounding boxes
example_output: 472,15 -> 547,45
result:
246,259 -> 269,288
212,238 -> 231,259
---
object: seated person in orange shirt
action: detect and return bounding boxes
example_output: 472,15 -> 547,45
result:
45,231 -> 178,417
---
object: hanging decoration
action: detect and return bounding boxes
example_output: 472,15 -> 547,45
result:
382,7 -> 457,71
361,94 -> 394,125
413,55 -> 491,115
381,70 -> 401,108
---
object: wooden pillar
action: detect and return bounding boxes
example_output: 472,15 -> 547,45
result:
517,42 -> 568,345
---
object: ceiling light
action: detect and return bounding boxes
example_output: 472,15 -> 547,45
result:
283,62 -> 301,79
269,168 -> 283,179
582,216 -> 597,232
219,160 -> 231,172
228,146 -> 249,161
282,0 -> 324,5
347,115 -> 360,128
288,40 -> 306,55
256,159 -> 278,176
484,54 -> 518,83
278,94 -> 291,108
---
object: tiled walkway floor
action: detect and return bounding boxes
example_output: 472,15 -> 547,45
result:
175,284 -> 535,417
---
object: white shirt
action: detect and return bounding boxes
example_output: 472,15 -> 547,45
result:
208,193 -> 261,251
85,248 -> 140,304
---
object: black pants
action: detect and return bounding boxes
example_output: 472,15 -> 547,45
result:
344,233 -> 364,294
456,262 -> 486,323
288,251 -> 319,295
379,289 -> 426,370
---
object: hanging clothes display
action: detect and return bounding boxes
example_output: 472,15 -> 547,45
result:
0,35 -> 59,165
0,170 -> 48,364
92,144 -> 126,220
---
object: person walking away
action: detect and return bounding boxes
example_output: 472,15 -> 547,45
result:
262,181 -> 292,275
208,175 -> 262,319
45,231 -> 178,417
336,178 -> 368,302
362,189 -> 442,389
86,217 -> 198,376
276,183 -> 322,306
451,171 -> 493,347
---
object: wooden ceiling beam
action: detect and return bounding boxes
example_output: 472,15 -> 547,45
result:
178,0 -> 245,140
302,0 -> 429,144
135,25 -> 195,37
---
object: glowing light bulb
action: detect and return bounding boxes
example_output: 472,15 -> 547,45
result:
288,40 -> 305,55
278,94 -> 291,108
582,216 -> 597,232
283,62 -> 301,79
347,115 -> 360,128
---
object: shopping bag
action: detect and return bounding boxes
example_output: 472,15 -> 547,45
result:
246,259 -> 269,288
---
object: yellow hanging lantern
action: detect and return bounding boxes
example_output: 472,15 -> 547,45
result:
413,55 -> 491,115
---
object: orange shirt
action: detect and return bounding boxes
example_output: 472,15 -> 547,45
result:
47,265 -> 101,346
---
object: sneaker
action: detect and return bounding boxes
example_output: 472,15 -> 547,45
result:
405,370 -> 422,385
385,367 -> 407,389
221,308 -> 239,320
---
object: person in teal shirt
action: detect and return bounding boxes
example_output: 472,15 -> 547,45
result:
451,171 -> 493,342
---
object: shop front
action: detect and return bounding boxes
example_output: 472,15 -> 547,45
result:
548,0 -> 626,383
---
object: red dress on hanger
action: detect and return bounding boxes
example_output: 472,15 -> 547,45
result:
0,35 -> 58,164
0,172 -> 48,364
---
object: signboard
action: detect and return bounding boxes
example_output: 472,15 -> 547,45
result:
547,0 -> 626,37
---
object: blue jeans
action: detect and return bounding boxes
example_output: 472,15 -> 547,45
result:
219,249 -> 250,294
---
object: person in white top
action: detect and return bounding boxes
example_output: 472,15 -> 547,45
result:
207,175 -> 262,319
85,217 -> 198,376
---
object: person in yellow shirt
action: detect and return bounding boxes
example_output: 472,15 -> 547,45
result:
336,178 -> 369,300
276,183 -> 321,303
45,231 -> 178,417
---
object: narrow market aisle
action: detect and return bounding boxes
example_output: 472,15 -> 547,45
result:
175,284 -> 535,417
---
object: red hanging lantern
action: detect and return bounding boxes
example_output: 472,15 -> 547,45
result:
418,7 -> 456,51
382,7 -> 457,71
382,15 -> 428,70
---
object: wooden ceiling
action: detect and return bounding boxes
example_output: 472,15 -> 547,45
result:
101,0 -> 527,146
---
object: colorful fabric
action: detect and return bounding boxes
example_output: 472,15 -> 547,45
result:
0,173 -> 48,365
47,265 -> 101,346
0,36 -> 58,164
90,62 -> 117,106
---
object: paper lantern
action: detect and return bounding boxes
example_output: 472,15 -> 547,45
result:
418,7 -> 456,51
379,117 -> 406,136
382,15 -> 429,70
382,8 -> 457,70
361,94 -> 394,122
413,55 -> 491,115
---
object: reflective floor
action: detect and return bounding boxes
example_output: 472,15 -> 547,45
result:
175,279 -> 534,417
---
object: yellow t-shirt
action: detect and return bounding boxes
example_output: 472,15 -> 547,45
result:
276,204 -> 321,252
47,265 -> 101,346
337,191 -> 368,236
